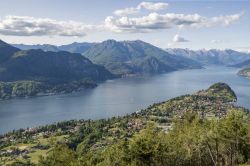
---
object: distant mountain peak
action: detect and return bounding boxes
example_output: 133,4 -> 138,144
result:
102,39 -> 118,44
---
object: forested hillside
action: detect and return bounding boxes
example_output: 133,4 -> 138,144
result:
0,40 -> 114,99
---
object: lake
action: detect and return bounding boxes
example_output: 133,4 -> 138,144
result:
0,66 -> 250,134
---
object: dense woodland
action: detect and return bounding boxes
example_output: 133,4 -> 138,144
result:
0,79 -> 97,99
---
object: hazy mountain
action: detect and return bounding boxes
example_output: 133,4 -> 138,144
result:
13,42 -> 96,54
83,40 -> 202,75
165,48 -> 250,65
12,44 -> 60,52
0,40 -> 114,83
58,42 -> 96,54
230,59 -> 250,68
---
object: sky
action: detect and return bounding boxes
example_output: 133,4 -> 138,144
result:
0,0 -> 249,51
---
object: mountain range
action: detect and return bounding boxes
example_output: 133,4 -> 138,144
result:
14,40 -> 203,76
165,48 -> 250,66
13,42 -> 95,54
14,41 -> 250,69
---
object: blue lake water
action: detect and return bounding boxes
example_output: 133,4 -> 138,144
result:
0,66 -> 250,134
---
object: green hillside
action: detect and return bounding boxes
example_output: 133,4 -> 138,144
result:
0,49 -> 114,83
0,80 -> 97,99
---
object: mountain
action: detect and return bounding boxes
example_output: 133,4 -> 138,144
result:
58,42 -> 96,54
238,68 -> 250,78
13,42 -> 250,68
0,49 -> 114,83
0,40 -> 114,99
83,40 -> 202,75
12,44 -> 60,52
165,48 -> 250,65
0,40 -> 20,62
13,42 -> 96,54
230,59 -> 250,68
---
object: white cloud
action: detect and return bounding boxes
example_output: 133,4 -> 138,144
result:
105,12 -> 243,33
173,34 -> 189,42
0,10 -> 243,37
235,47 -> 250,53
138,2 -> 168,11
113,1 -> 168,16
210,39 -> 230,44
211,13 -> 243,26
113,8 -> 139,17
211,39 -> 223,44
0,15 -> 98,37
167,42 -> 174,47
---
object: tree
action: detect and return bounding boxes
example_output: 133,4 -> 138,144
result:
38,143 -> 79,166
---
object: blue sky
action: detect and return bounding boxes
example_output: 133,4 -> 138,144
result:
0,0 -> 249,50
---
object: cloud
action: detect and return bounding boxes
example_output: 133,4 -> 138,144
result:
0,15 -> 98,37
235,47 -> 250,53
173,34 -> 189,42
211,13 -> 243,26
105,12 -> 243,33
210,39 -> 230,44
113,1 -> 168,16
138,2 -> 168,11
167,42 -> 174,47
0,8 -> 243,37
211,39 -> 224,44
113,8 -> 139,16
